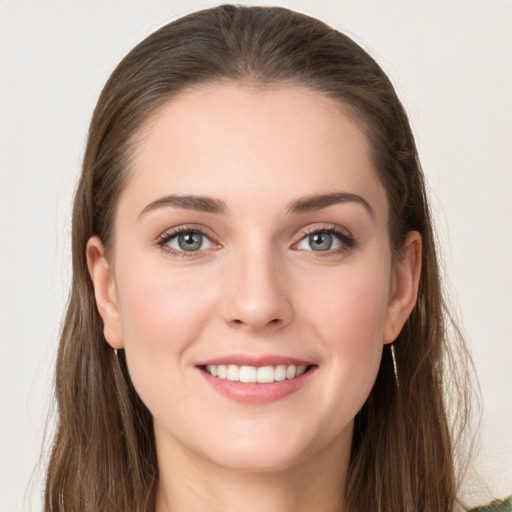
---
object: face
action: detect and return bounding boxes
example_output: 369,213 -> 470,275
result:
88,83 -> 420,473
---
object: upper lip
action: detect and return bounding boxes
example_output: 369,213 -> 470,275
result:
195,354 -> 315,367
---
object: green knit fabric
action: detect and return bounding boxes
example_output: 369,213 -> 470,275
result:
471,496 -> 512,512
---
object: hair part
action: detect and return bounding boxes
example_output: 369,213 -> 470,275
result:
45,5 -> 475,511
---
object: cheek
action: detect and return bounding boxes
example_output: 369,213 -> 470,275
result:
297,256 -> 391,346
116,259 -> 217,348
293,254 -> 391,409
113,259 -> 218,405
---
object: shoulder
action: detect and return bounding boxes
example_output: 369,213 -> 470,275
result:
470,496 -> 512,512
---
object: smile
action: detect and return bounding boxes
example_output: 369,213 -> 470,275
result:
204,364 -> 309,383
198,361 -> 317,404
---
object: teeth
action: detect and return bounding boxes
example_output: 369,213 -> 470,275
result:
227,365 -> 239,381
204,364 -> 310,383
239,366 -> 257,383
257,366 -> 274,383
275,365 -> 287,381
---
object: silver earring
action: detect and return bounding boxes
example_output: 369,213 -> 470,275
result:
390,343 -> 399,387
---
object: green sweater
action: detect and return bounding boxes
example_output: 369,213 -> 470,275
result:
471,496 -> 512,511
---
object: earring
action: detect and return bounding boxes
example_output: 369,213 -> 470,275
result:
113,348 -> 118,357
390,343 -> 399,387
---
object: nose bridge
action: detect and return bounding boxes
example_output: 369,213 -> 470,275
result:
222,234 -> 293,332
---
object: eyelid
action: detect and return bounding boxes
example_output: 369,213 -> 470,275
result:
297,223 -> 352,238
155,223 -> 217,242
154,222 -> 356,258
291,223 -> 356,254
155,224 -> 221,257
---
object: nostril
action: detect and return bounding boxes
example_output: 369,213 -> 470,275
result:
231,318 -> 282,326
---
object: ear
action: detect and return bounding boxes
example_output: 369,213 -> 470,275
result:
383,231 -> 422,344
86,236 -> 124,349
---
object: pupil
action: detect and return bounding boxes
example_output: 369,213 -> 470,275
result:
310,232 -> 332,251
178,232 -> 202,251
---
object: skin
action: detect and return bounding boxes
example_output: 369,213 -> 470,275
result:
87,83 -> 421,512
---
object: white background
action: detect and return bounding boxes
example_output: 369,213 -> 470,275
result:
1,0 -> 511,510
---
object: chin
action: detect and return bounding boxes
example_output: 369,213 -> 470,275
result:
204,443 -> 311,473
196,423 -> 344,474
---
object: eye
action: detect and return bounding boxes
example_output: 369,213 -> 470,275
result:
294,227 -> 356,254
299,231 -> 338,252
157,227 -> 218,256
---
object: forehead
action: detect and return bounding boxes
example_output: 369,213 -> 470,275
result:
122,82 -> 387,222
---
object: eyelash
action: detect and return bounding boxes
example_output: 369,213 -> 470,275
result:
155,224 -> 356,259
156,225 -> 217,259
295,225 -> 356,257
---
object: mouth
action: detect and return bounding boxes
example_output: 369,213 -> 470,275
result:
200,363 -> 314,384
196,358 -> 317,404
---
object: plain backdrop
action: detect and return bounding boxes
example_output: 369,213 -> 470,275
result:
1,0 -> 511,510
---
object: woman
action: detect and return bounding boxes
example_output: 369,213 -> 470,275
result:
43,5 -> 509,512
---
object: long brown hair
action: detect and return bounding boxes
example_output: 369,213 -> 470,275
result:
44,5 -> 474,511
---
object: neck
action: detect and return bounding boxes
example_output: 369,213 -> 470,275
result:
154,430 -> 350,512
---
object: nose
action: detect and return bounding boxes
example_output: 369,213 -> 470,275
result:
221,246 -> 293,333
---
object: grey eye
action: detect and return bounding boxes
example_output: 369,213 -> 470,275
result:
296,230 -> 345,252
178,232 -> 203,251
166,231 -> 215,252
308,232 -> 333,251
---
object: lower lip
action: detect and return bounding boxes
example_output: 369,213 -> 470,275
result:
197,367 -> 317,405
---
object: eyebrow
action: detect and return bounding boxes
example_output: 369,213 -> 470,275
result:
138,195 -> 227,219
138,191 -> 374,219
286,192 -> 374,218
